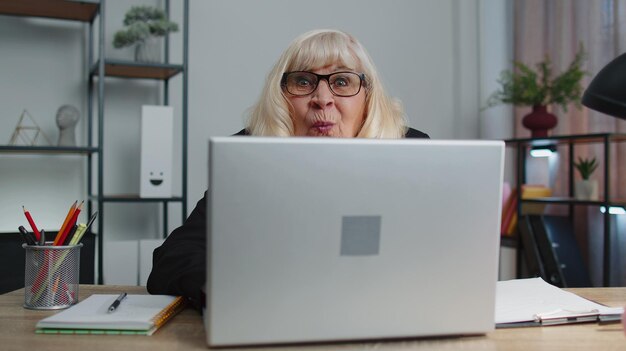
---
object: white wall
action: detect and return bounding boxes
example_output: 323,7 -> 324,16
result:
186,0 -> 484,209
479,0 -> 516,280
0,0 -> 513,283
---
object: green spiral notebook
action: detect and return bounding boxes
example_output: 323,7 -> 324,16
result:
36,294 -> 186,336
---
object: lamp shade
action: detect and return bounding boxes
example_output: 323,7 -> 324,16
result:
582,52 -> 626,119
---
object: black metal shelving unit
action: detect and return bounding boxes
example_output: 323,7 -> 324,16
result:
505,133 -> 626,287
89,0 -> 189,284
0,0 -> 101,286
0,0 -> 189,285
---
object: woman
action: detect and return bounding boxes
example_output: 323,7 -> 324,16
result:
147,29 -> 428,308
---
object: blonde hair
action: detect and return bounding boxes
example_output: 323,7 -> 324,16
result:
246,29 -> 408,138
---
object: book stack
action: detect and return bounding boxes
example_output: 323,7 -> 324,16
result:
501,184 -> 552,237
520,184 -> 552,214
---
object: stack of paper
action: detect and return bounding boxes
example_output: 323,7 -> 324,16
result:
496,278 -> 623,327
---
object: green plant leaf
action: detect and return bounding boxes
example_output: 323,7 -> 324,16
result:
574,156 -> 598,180
484,45 -> 587,111
112,6 -> 178,49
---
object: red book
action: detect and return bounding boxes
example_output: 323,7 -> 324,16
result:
500,188 -> 518,235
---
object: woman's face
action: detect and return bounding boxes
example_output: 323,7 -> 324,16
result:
286,65 -> 366,137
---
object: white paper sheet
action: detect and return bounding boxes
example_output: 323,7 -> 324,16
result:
495,278 -> 623,325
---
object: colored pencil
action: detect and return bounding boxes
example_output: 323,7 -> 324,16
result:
23,206 -> 41,241
69,224 -> 87,245
55,201 -> 83,246
53,201 -> 77,246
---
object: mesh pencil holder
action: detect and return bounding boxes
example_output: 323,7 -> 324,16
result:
23,243 -> 82,310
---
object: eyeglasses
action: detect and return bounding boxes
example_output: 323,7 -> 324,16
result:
281,71 -> 366,97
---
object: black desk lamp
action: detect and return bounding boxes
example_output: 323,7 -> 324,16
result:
582,52 -> 626,118
581,52 -> 625,207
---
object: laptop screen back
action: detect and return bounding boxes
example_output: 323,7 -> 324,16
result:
206,137 -> 504,347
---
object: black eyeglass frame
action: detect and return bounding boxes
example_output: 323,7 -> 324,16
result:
280,71 -> 367,97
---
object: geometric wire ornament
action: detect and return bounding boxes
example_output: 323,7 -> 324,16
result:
9,109 -> 53,146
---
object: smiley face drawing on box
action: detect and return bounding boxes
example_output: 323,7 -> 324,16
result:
149,171 -> 164,186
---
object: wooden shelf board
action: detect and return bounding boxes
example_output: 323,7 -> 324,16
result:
91,60 -> 183,80
520,197 -> 626,207
0,145 -> 98,154
92,195 -> 184,203
0,0 -> 99,22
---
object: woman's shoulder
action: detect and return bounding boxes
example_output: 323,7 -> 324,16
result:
233,129 -> 249,136
404,127 -> 429,139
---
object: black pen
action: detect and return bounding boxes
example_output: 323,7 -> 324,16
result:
18,226 -> 37,245
107,292 -> 127,313
63,225 -> 78,246
85,211 -> 98,232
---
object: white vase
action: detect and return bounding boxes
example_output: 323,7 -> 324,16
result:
134,37 -> 161,63
575,180 -> 599,201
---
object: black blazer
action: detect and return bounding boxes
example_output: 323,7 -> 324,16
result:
232,127 -> 429,138
147,127 -> 429,309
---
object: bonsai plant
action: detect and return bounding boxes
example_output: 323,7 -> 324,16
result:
486,46 -> 587,137
113,6 -> 178,62
573,156 -> 599,200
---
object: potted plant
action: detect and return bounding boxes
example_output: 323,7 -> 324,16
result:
485,46 -> 587,138
113,6 -> 179,62
573,156 -> 599,200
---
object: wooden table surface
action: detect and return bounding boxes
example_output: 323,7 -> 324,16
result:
1,285 -> 625,350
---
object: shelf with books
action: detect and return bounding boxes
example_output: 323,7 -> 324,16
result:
505,133 -> 624,287
520,197 -> 626,206
501,184 -> 552,238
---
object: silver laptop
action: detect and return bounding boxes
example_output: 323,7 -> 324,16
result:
205,137 -> 504,347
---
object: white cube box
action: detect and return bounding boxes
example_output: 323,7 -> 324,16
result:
140,105 -> 174,198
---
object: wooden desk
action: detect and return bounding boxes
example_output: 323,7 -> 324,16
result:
1,285 -> 624,350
